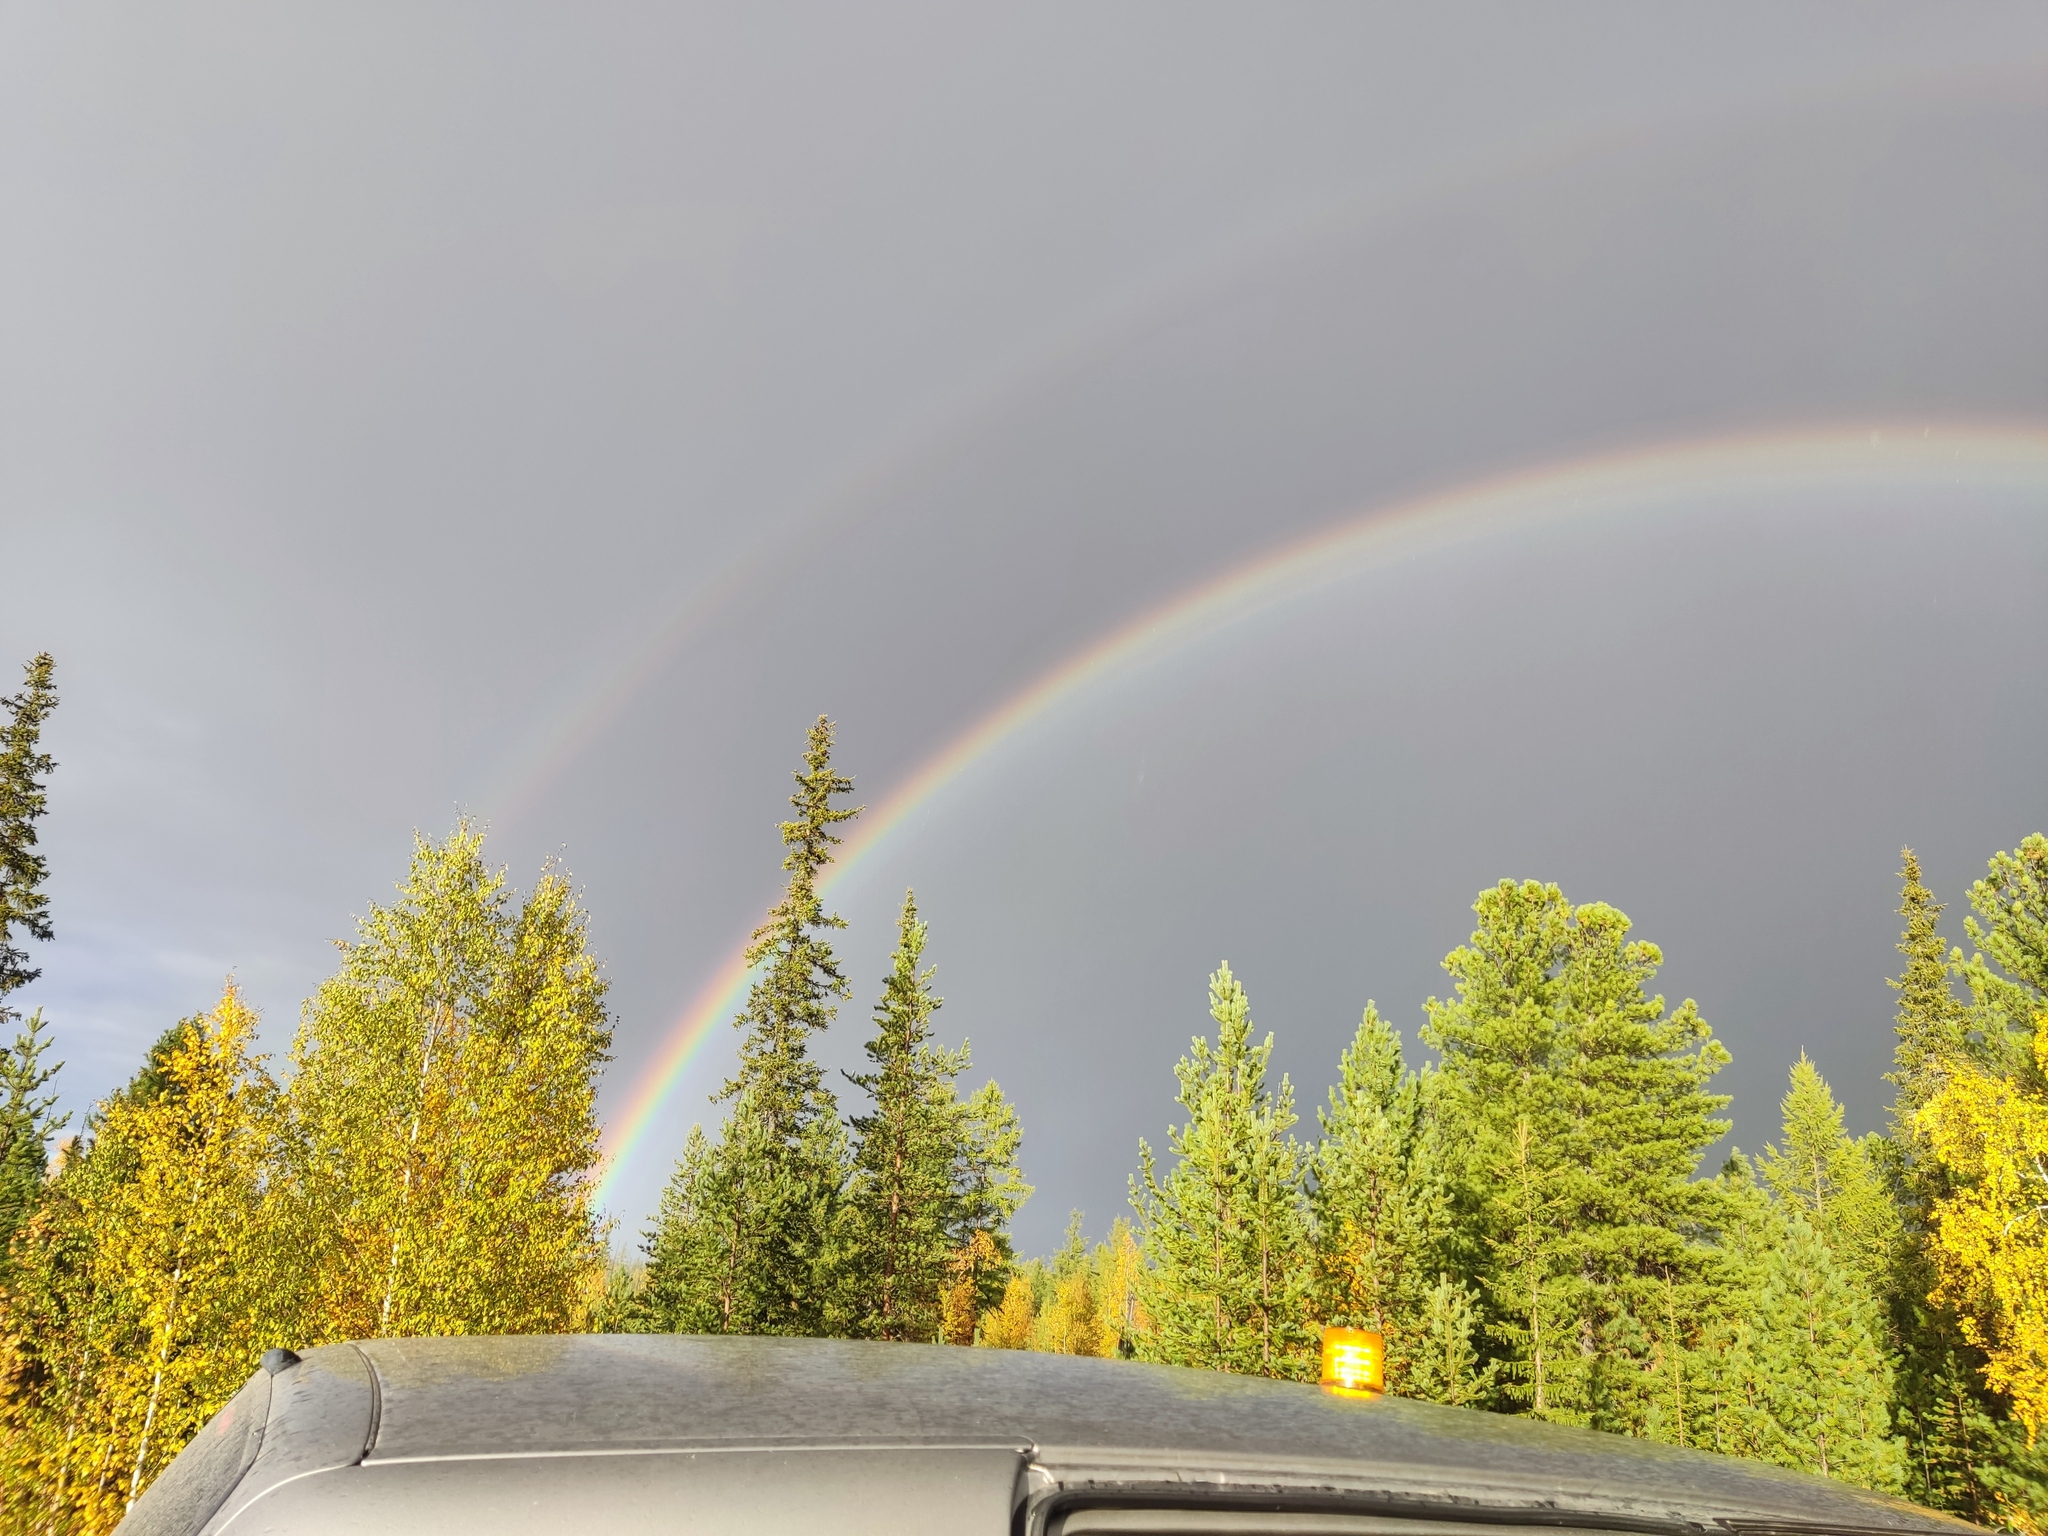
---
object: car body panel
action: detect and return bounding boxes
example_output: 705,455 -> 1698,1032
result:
111,1336 -> 1979,1536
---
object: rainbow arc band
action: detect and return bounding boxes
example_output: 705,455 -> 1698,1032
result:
1320,1327 -> 1386,1397
591,424 -> 2048,1209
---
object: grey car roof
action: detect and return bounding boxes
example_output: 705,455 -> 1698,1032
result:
218,1333 -> 1972,1534
144,1334 -> 1982,1536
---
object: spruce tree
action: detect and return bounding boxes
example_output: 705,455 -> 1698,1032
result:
1132,962 -> 1316,1380
288,823 -> 611,1340
631,1125 -> 728,1333
0,653 -> 58,1004
643,718 -> 860,1336
0,653 -> 62,1263
1757,1054 -> 1900,1293
1422,880 -> 1734,1431
844,891 -> 969,1341
1311,1004 -> 1455,1394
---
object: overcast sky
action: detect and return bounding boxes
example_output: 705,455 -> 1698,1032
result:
3,4 -> 2045,1254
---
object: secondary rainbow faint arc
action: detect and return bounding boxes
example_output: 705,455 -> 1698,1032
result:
593,422 -> 2048,1205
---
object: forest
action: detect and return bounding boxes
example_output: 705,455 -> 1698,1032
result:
3,659 -> 2048,1535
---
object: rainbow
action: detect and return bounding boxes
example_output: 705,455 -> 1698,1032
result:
593,422 -> 2048,1207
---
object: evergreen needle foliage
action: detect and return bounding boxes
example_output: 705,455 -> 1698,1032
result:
0,653 -> 58,1003
1132,962 -> 1317,1380
1422,881 -> 1734,1431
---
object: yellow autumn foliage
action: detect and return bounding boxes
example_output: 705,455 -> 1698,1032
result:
1918,1011 -> 2048,1440
1,980 -> 289,1536
287,825 -> 611,1341
978,1273 -> 1037,1349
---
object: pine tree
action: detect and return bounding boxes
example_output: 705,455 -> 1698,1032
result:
1405,1272 -> 1495,1408
1422,880 -> 1734,1431
1959,835 -> 2048,1080
288,823 -> 611,1340
1757,1054 -> 1900,1293
844,891 -> 969,1341
1132,962 -> 1317,1380
642,718 -> 860,1336
1311,1004 -> 1455,1394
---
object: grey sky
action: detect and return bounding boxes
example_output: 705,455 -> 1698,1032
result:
2,5 -> 2044,1253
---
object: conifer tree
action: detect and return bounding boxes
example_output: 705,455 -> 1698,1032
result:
0,1009 -> 66,1264
844,891 -> 969,1341
1422,880 -> 1733,1431
1311,1004 -> 1455,1394
0,653 -> 58,1005
1742,1212 -> 1904,1489
1132,962 -> 1316,1380
0,653 -> 61,1264
1757,1054 -> 1900,1293
288,823 -> 611,1340
642,718 -> 860,1335
631,1125 -> 728,1333
1405,1272 -> 1496,1408
1884,850 -> 2045,1520
1959,835 -> 2048,1079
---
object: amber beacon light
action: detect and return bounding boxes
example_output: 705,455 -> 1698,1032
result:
1319,1327 -> 1385,1395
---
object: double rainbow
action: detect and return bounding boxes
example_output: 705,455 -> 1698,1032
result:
594,423 -> 2048,1207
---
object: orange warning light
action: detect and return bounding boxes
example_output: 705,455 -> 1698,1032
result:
1320,1327 -> 1384,1395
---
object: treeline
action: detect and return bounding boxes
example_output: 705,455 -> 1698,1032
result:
3,666 -> 2048,1533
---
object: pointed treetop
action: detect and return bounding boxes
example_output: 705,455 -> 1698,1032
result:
1889,848 -> 1973,1131
0,652 -> 58,1000
779,714 -> 861,890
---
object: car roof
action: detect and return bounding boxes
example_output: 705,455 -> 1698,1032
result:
156,1335 -> 1975,1536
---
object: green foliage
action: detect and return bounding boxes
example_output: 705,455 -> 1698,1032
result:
1883,850 -> 2048,1524
1693,1212 -> 1904,1490
0,1010 -> 66,1263
639,718 -> 861,1335
1405,1272 -> 1495,1408
1959,834 -> 2048,1081
1757,1054 -> 1900,1294
1311,1004 -> 1456,1393
287,822 -> 612,1340
844,891 -> 972,1341
0,653 -> 57,1003
1132,962 -> 1317,1380
1422,880 -> 1734,1430
0,654 -> 61,1273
